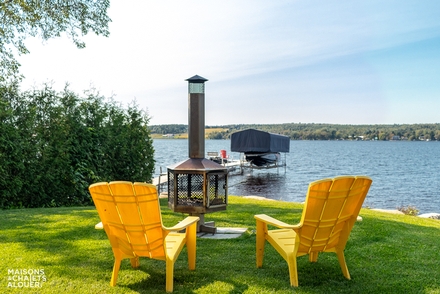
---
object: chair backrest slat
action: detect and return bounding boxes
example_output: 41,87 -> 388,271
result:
298,176 -> 372,254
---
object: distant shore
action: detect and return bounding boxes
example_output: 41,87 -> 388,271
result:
149,123 -> 440,141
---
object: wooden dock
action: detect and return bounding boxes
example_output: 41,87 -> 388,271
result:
152,174 -> 168,186
151,155 -> 286,193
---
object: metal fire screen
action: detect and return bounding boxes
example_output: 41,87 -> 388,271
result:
168,171 -> 227,214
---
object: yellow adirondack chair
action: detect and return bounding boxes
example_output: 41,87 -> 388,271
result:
255,175 -> 372,287
89,181 -> 199,292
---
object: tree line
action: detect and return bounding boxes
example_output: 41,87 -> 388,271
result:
0,83 -> 154,209
150,123 -> 440,141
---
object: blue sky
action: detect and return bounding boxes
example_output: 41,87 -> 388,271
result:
18,0 -> 440,125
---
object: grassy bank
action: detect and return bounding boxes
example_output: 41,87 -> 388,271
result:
1,196 -> 439,293
150,128 -> 229,139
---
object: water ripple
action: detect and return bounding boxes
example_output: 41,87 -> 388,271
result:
154,139 -> 440,214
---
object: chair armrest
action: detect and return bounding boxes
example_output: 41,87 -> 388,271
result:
165,216 -> 199,232
95,222 -> 103,230
255,214 -> 297,229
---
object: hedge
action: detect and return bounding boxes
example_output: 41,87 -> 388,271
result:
0,83 -> 154,209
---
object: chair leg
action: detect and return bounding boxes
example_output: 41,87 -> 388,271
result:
110,258 -> 121,286
256,220 -> 266,268
186,222 -> 197,270
308,252 -> 319,262
336,250 -> 350,280
130,257 -> 140,268
166,258 -> 174,293
286,253 -> 299,287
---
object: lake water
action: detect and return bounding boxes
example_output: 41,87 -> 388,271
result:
153,139 -> 440,214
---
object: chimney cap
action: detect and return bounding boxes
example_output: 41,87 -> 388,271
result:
186,75 -> 208,83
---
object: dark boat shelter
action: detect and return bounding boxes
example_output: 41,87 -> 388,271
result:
231,129 -> 290,153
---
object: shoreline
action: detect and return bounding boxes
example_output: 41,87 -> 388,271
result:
242,195 -> 440,220
159,192 -> 440,220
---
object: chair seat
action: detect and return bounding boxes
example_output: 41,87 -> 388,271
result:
165,232 -> 187,261
266,229 -> 297,258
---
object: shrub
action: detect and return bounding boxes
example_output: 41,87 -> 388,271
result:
397,205 -> 419,216
0,83 -> 154,208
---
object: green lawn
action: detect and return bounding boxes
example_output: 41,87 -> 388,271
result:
1,196 -> 439,293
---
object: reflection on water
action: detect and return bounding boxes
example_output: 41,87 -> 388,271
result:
153,139 -> 440,214
228,172 -> 290,201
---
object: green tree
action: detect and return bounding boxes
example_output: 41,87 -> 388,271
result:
0,0 -> 111,84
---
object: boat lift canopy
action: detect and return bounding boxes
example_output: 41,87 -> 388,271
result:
230,129 -> 290,153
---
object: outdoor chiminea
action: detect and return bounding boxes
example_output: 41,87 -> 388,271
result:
167,75 -> 228,233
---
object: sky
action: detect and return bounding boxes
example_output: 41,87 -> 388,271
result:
17,0 -> 440,126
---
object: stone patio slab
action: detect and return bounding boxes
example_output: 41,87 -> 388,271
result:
197,227 -> 247,239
